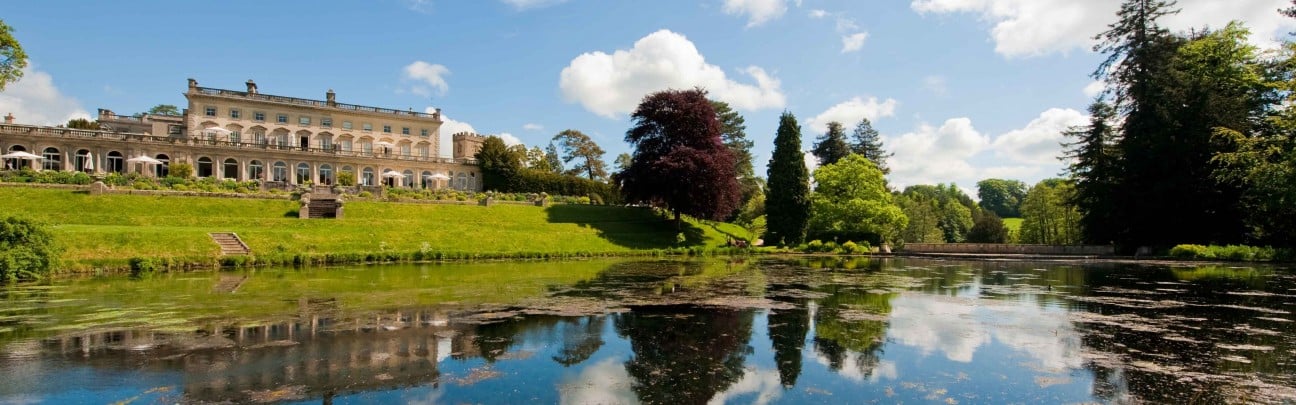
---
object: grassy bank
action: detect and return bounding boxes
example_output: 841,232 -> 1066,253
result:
0,187 -> 756,273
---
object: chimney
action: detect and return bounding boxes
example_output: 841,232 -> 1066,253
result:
246,79 -> 258,94
3,113 -> 13,124
326,89 -> 336,106
187,78 -> 197,90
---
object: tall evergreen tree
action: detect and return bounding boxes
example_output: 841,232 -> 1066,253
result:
474,136 -> 522,191
1063,101 -> 1122,244
849,118 -> 892,175
765,112 -> 811,246
713,100 -> 764,220
544,143 -> 564,174
811,122 -> 851,166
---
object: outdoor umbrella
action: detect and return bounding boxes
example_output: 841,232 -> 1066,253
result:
0,151 -> 43,159
202,127 -> 233,135
126,156 -> 162,165
381,170 -> 405,179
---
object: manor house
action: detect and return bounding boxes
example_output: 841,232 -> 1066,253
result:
0,79 -> 487,190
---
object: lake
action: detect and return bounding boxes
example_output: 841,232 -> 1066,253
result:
1,257 -> 1293,404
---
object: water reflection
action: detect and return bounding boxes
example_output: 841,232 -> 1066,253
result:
0,258 -> 1292,403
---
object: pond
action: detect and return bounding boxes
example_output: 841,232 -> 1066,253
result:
1,257 -> 1293,404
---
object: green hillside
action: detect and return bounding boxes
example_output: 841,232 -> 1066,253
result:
0,187 -> 753,271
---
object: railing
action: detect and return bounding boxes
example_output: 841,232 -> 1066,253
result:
193,87 -> 440,119
0,123 -> 476,165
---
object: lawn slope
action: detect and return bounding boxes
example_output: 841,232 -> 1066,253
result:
0,187 -> 752,271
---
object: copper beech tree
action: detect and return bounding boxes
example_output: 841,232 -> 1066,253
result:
620,89 -> 741,222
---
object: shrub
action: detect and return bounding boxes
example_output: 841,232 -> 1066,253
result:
1169,244 -> 1212,259
0,216 -> 61,282
806,240 -> 823,253
168,162 -> 194,179
358,191 -> 373,198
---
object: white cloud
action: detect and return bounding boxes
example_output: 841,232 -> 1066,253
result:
840,32 -> 869,53
809,9 -> 829,18
402,61 -> 450,97
991,107 -> 1088,165
427,108 -> 476,158
724,0 -> 789,27
500,0 -> 568,10
559,29 -> 786,118
707,368 -> 784,405
807,96 -> 899,134
499,133 -> 523,146
887,117 -> 990,187
1082,80 -> 1106,98
887,292 -> 1083,370
522,123 -> 544,131
0,68 -> 91,126
910,0 -> 1296,57
403,0 -> 434,13
558,358 -> 636,405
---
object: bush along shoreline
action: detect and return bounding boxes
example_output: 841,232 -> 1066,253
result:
1167,244 -> 1294,262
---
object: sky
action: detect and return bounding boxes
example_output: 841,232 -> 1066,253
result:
3,0 -> 1293,196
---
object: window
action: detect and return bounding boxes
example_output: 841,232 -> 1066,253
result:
420,129 -> 429,137
229,109 -> 241,119
342,121 -> 353,130
156,154 -> 170,177
362,123 -> 373,131
168,125 -> 183,135
362,167 -> 375,186
204,107 -> 216,117
401,127 -> 410,135
249,160 -> 264,180
42,147 -> 61,171
321,118 -> 332,128
230,131 -> 241,144
299,116 -> 311,126
254,112 -> 266,121
253,132 -> 266,145
197,157 -> 213,178
296,162 -> 311,184
340,140 -> 352,152
223,158 -> 239,179
319,164 -> 334,185
400,144 -> 411,156
107,151 -> 124,173
277,114 -> 288,124
362,142 -> 373,155
320,137 -> 333,150
383,125 -> 392,133
417,145 -> 429,158
272,161 -> 288,182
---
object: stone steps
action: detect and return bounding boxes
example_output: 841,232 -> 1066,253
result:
210,232 -> 251,256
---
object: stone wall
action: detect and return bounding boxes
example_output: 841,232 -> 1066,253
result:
902,243 -> 1115,256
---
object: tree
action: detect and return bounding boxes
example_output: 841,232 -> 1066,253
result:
552,129 -> 608,181
621,89 -> 741,221
0,216 -> 59,283
1020,179 -> 1082,244
147,104 -> 180,116
0,19 -> 27,91
849,118 -> 892,174
808,154 -> 908,243
613,152 -> 632,174
896,194 -> 945,243
65,118 -> 100,130
811,121 -> 852,167
524,146 -> 552,172
967,210 -> 1009,243
475,136 -> 523,191
975,178 -> 1027,218
714,100 -> 764,220
901,184 -> 975,243
1062,101 -> 1121,244
765,112 -> 812,246
544,143 -> 564,174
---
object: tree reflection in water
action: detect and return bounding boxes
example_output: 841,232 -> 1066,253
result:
615,305 -> 754,404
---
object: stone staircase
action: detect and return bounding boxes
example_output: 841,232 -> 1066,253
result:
210,232 -> 251,256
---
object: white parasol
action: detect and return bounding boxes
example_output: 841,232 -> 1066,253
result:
0,151 -> 43,159
202,127 -> 233,135
126,156 -> 162,165
381,170 -> 405,179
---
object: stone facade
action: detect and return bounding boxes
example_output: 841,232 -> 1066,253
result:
0,79 -> 487,191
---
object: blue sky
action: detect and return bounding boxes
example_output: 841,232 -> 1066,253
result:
3,0 -> 1291,195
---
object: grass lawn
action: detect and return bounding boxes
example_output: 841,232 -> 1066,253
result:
1003,218 -> 1023,233
0,187 -> 754,271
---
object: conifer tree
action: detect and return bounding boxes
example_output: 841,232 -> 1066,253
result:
1063,101 -> 1122,244
811,122 -> 851,166
765,112 -> 811,246
849,118 -> 892,174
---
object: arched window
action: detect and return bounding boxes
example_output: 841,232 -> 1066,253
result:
421,170 -> 433,189
296,162 -> 311,184
402,169 -> 414,188
197,157 -> 213,178
4,145 -> 28,170
106,151 -> 124,173
456,172 -> 468,190
223,158 -> 239,179
319,164 -> 334,185
155,154 -> 170,177
249,160 -> 264,180
42,147 -> 61,171
272,161 -> 288,182
362,167 -> 375,186
75,149 -> 92,172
